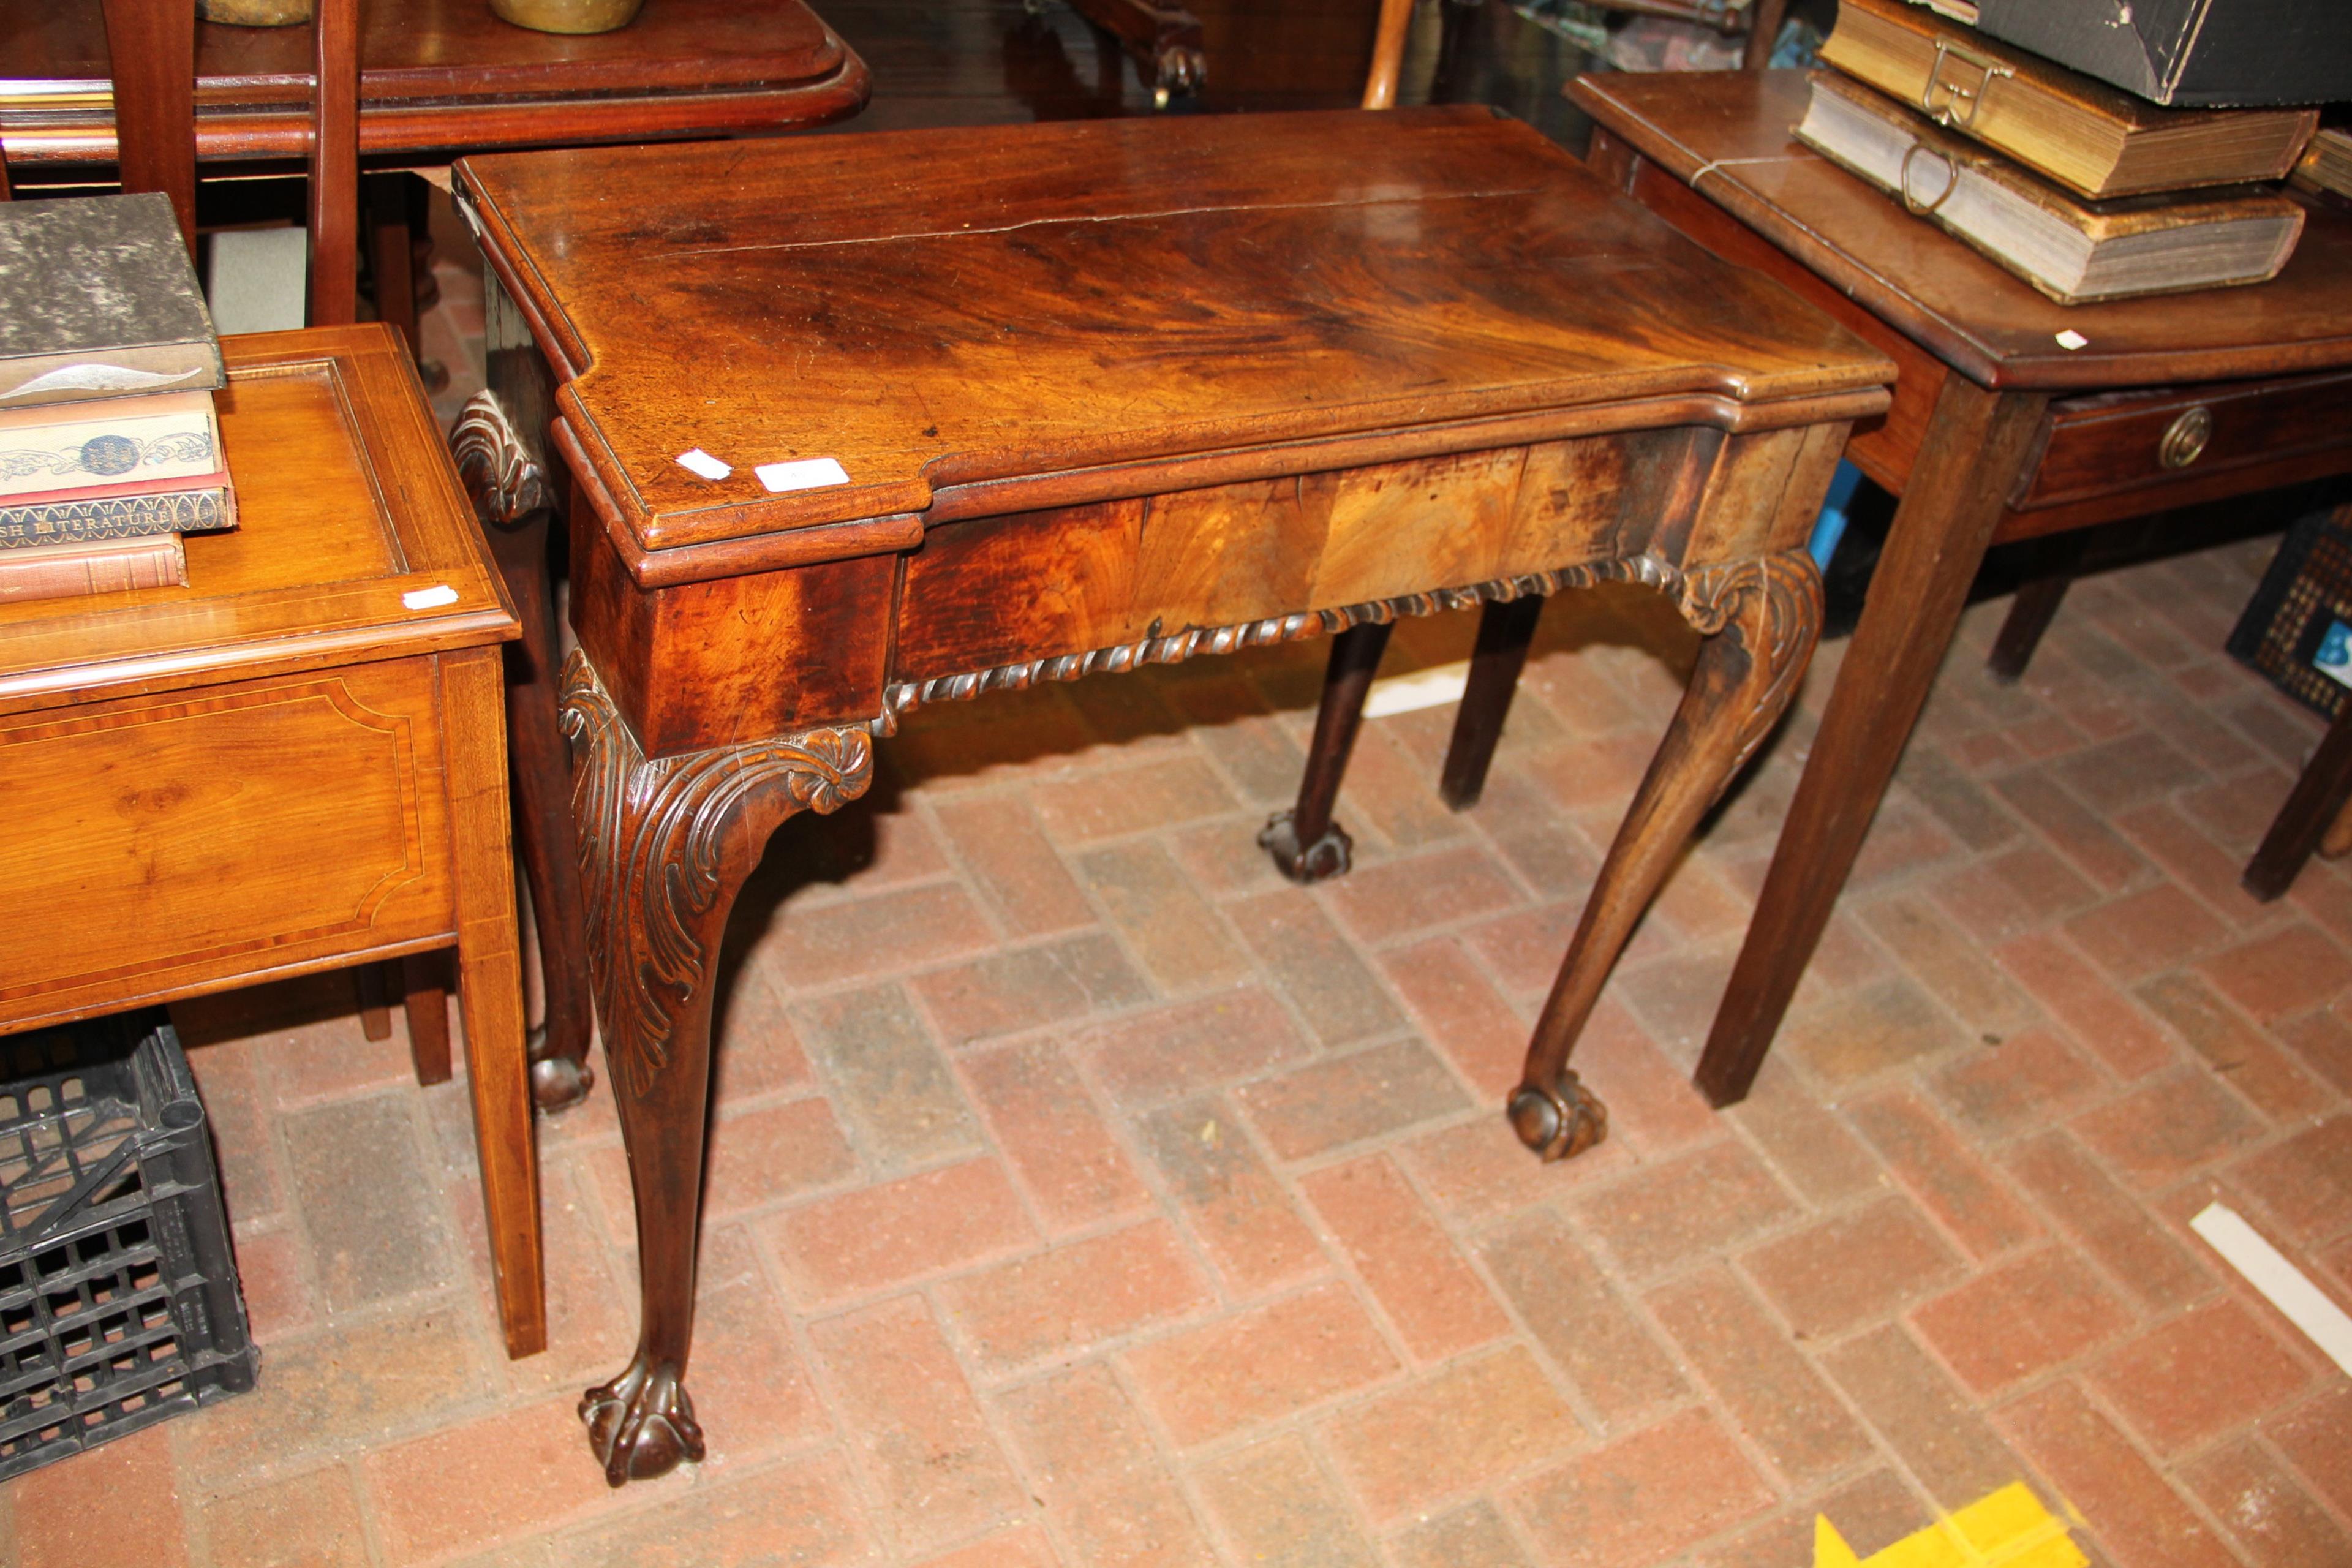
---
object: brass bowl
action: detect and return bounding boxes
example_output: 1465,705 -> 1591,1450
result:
488,0 -> 644,33
197,0 -> 314,24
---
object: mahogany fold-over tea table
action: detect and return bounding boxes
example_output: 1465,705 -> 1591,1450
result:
452,107 -> 1891,1484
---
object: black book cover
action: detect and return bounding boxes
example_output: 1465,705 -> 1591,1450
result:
1928,0 -> 2352,108
0,193 -> 225,411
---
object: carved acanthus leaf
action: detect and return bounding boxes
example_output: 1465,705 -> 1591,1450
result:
1675,550 -> 1823,778
560,654 -> 873,1098
452,390 -> 549,525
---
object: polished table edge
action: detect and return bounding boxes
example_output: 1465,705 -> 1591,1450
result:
1568,72 -> 2352,393
546,386 -> 1896,587
0,44 -> 870,166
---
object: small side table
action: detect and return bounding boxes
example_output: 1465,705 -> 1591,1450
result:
1561,70 -> 2352,1106
0,325 -> 543,1360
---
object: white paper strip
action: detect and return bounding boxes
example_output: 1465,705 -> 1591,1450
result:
2190,1201 -> 2352,1378
402,584 -> 459,611
1363,660 -> 1471,719
756,456 -> 850,494
2054,330 -> 2089,350
676,448 -> 731,480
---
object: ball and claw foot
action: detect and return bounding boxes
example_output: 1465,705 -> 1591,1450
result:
1508,1071 -> 1609,1162
529,1047 -> 595,1116
581,1356 -> 705,1487
1259,810 -> 1354,883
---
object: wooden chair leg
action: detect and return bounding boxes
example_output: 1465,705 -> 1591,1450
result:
355,959 -> 395,1041
365,172 -> 420,358
2245,699 -> 2352,902
1259,618 -> 1393,882
1741,0 -> 1790,69
402,954 -> 453,1086
1441,594 -> 1544,810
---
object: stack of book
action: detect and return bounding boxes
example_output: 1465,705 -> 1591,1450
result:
1793,0 -> 2324,305
0,192 -> 234,605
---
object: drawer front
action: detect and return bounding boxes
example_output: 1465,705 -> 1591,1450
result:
0,660 -> 454,1022
2015,371 -> 2352,513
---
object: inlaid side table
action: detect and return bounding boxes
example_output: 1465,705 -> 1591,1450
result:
453,106 -> 1891,1483
0,325 -> 543,1359
1538,70 -> 2352,1109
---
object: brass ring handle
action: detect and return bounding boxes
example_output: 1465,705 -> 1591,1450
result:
1899,144 -> 1959,216
2160,406 -> 2212,470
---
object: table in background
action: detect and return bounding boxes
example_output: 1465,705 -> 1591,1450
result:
1566,70 -> 2352,1106
0,0 -> 866,166
0,325 -> 543,1359
454,105 -> 1890,1485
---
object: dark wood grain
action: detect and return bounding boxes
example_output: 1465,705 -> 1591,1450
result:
1570,70 -> 2352,394
96,0 -> 196,249
307,0 -> 358,326
459,108 -> 1891,557
0,0 -> 866,165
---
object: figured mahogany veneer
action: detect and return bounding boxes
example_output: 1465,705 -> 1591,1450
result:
456,106 -> 1891,1485
0,0 -> 867,165
0,326 -> 544,1361
1567,70 -> 2352,1103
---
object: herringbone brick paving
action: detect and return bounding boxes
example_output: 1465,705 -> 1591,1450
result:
3,524 -> 2347,1568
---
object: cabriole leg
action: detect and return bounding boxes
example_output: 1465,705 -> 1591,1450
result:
560,654 -> 873,1485
454,391 -> 598,1114
1512,552 -> 1822,1160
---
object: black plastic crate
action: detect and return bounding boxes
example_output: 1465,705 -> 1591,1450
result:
0,1010 -> 257,1480
2229,499 -> 2352,722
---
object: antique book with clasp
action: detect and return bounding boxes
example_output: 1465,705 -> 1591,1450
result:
1794,71 -> 2307,305
0,194 -> 225,412
1821,0 -> 2318,199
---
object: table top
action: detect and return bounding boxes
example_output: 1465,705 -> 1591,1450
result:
0,325 -> 515,715
0,0 -> 867,165
1569,70 -> 2352,393
458,106 -> 1893,570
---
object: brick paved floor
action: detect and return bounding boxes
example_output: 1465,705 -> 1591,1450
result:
2,524 -> 2346,1568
